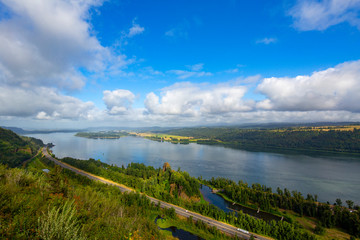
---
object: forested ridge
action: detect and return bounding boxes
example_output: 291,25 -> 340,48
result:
0,127 -> 44,167
154,126 -> 360,153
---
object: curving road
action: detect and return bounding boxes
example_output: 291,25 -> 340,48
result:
42,147 -> 269,240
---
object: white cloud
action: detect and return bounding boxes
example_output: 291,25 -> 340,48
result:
256,60 -> 360,112
289,0 -> 360,31
0,0 -> 113,91
0,0 -> 137,122
167,63 -> 212,79
256,37 -> 277,44
128,19 -> 145,38
103,89 -> 135,115
0,86 -> 95,119
167,70 -> 212,79
144,82 -> 253,117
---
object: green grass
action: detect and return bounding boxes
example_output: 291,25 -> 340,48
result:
154,216 -> 235,240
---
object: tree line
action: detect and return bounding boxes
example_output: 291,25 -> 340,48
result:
60,156 -> 318,239
206,177 -> 360,237
155,127 -> 360,153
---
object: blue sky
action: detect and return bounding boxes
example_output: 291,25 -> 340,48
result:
1,0 -> 360,129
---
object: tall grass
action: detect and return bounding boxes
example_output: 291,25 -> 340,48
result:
38,200 -> 85,240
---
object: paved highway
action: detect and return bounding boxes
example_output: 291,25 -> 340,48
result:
42,147 -> 269,240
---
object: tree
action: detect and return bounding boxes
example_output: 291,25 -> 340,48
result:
346,200 -> 354,209
335,198 -> 342,206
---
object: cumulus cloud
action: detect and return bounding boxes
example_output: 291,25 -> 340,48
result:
0,0 -> 136,122
289,0 -> 360,31
0,86 -> 95,119
103,89 -> 135,115
256,60 -> 360,112
144,82 -> 253,117
0,0 -> 112,90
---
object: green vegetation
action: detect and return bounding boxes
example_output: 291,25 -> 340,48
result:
151,125 -> 360,154
0,127 -> 43,167
156,215 -> 232,240
0,156 -> 238,239
1,127 -> 359,239
0,160 -> 164,239
75,131 -> 128,139
59,156 -> 318,240
60,158 -> 201,204
206,177 -> 360,238
0,128 -> 236,240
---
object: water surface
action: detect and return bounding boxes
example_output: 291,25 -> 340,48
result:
27,132 -> 360,205
200,185 -> 281,222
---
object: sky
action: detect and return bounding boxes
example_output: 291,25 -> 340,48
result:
1,0 -> 360,129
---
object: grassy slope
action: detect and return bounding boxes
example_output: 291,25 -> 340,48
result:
291,211 -> 352,240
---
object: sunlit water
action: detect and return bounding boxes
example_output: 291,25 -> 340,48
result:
27,132 -> 360,205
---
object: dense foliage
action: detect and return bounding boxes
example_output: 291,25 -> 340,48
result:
155,127 -> 360,153
0,127 -> 43,167
59,156 -> 319,240
206,177 -> 360,237
75,131 -> 128,139
0,163 -> 164,239
61,158 -> 201,204
1,157 -> 235,240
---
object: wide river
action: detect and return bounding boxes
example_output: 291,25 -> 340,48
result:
27,132 -> 360,205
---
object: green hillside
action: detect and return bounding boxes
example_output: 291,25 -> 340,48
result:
0,128 -> 234,240
153,125 -> 360,154
0,127 -> 44,167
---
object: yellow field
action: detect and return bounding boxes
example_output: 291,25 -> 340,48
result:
270,125 -> 360,132
130,132 -> 195,141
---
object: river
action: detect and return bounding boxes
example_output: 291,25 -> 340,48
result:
26,132 -> 360,205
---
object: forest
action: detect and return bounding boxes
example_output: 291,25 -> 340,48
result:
153,125 -> 360,154
0,127 -> 44,167
75,131 -> 129,139
205,177 -> 360,238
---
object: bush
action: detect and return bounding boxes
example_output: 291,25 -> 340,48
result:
314,224 -> 325,235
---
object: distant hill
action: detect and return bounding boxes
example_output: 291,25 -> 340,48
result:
1,126 -> 29,134
1,126 -> 87,135
0,127 -> 44,167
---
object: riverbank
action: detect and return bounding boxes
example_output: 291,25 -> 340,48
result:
200,185 -> 283,222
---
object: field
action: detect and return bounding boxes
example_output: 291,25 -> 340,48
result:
270,125 -> 360,132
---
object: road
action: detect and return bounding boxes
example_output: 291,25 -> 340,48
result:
42,147 -> 269,240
